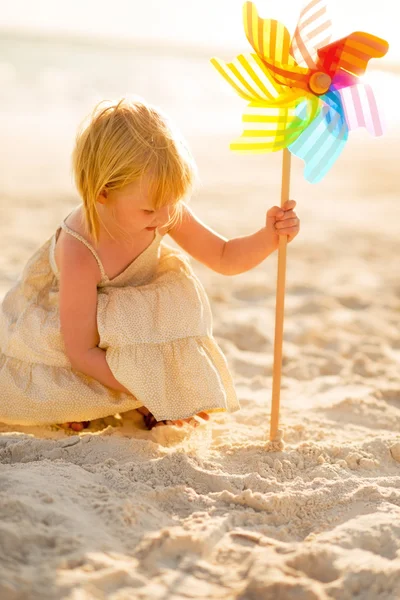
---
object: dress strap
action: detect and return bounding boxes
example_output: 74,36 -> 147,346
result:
60,220 -> 109,282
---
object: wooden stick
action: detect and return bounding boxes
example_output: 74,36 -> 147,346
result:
269,148 -> 291,441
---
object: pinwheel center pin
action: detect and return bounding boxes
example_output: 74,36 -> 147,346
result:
308,72 -> 332,95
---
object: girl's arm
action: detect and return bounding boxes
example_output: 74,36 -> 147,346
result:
167,202 -> 297,276
220,227 -> 276,276
170,205 -> 276,276
58,234 -> 131,395
70,346 -> 131,394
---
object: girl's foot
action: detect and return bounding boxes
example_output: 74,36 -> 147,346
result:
60,421 -> 91,432
137,407 -> 210,430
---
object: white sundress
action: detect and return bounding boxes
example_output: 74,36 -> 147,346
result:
0,211 -> 240,425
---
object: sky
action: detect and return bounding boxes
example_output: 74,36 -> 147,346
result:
0,0 -> 396,63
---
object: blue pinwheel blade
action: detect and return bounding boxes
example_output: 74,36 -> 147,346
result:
288,89 -> 349,183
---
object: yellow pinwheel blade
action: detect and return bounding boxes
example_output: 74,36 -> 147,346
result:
210,53 -> 286,103
243,1 -> 296,67
230,92 -> 321,153
242,1 -> 310,89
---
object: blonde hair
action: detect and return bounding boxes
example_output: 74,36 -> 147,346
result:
71,95 -> 198,244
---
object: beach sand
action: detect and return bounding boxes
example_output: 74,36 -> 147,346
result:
1,111 -> 400,597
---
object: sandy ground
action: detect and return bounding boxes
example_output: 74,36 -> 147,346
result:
0,125 -> 400,599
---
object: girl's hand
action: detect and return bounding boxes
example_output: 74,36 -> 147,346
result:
265,199 -> 300,244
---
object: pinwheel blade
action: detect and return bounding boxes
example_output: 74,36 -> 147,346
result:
288,90 -> 349,183
230,93 -> 321,153
242,1 -> 310,89
210,53 -> 286,103
290,0 -> 332,69
243,1 -> 296,66
230,95 -> 315,154
339,83 -> 384,136
317,32 -> 389,79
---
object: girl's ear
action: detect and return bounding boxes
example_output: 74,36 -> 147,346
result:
97,189 -> 108,204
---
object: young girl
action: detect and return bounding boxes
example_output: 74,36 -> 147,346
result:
0,96 -> 299,432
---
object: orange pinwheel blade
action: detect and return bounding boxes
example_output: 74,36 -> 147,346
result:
317,32 -> 389,79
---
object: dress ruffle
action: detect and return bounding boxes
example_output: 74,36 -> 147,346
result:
97,251 -> 240,421
0,352 -> 142,426
104,336 -> 238,422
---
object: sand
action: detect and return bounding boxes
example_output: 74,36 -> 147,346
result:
1,111 -> 400,598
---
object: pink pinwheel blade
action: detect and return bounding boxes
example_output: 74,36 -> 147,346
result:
290,0 -> 332,69
339,83 -> 384,136
331,71 -> 358,90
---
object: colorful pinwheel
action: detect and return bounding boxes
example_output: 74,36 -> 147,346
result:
210,1 -> 389,443
211,0 -> 389,183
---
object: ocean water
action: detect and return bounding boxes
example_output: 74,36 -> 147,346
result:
0,33 -> 246,198
0,32 -> 398,200
0,34 -> 246,135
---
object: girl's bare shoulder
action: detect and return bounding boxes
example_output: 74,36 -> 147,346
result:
54,207 -> 103,285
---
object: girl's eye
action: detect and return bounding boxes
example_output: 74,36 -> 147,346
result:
144,210 -> 154,214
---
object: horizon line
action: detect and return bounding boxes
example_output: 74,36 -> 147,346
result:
0,25 -> 398,73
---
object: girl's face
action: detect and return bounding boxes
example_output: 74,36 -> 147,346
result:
98,174 -> 173,239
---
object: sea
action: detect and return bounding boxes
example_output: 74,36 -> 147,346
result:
0,30 -> 399,200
